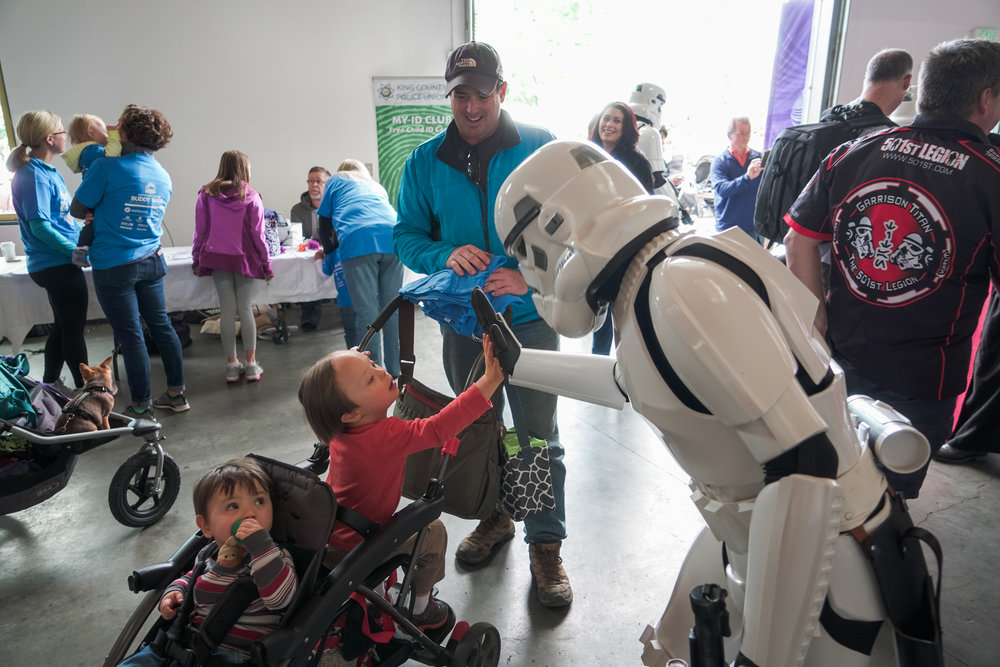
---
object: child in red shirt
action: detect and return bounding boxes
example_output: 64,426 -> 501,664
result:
298,335 -> 503,630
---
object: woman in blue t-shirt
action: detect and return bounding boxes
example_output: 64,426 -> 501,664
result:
7,110 -> 89,392
317,160 -> 403,377
71,105 -> 187,418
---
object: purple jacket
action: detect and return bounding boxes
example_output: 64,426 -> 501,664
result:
192,185 -> 272,279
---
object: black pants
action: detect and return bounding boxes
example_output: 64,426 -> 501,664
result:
948,289 -> 1000,452
28,263 -> 89,387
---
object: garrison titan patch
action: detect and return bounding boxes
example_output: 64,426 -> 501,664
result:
832,178 -> 952,306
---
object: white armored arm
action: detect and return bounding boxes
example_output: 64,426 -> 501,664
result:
469,286 -> 627,410
509,349 -> 627,410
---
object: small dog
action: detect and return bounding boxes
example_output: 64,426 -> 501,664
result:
55,357 -> 117,433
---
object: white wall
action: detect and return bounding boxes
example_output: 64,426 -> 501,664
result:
834,0 -> 999,105
3,0 -> 997,249
0,0 -> 464,247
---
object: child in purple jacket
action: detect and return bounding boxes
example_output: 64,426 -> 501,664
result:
193,150 -> 272,384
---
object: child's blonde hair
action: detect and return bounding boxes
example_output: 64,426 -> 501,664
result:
298,352 -> 358,443
68,114 -> 104,145
5,110 -> 61,172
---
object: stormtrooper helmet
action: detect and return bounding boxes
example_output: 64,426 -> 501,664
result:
495,140 -> 679,337
629,82 -> 666,126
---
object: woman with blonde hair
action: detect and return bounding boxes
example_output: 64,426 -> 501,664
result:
8,110 -> 89,393
317,160 -> 403,376
192,150 -> 272,383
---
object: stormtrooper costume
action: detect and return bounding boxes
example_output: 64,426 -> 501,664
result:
485,140 -> 942,667
629,82 -> 685,215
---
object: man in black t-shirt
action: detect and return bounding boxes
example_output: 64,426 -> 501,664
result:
784,39 -> 1000,497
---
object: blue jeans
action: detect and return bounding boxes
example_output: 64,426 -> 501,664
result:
343,253 -> 403,377
441,319 -> 567,543
591,313 -> 613,355
841,362 -> 956,499
92,251 -> 185,406
340,304 -> 361,348
118,644 -> 243,666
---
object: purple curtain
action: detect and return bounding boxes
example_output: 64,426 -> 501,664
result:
764,0 -> 815,148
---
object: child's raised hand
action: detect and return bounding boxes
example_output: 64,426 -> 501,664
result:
159,590 -> 184,619
474,334 -> 504,399
234,517 -> 264,541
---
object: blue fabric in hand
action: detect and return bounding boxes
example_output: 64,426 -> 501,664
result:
400,255 -> 521,338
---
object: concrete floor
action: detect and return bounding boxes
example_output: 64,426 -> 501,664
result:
2,303 -> 999,667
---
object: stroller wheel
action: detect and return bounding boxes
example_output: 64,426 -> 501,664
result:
448,622 -> 501,667
108,451 -> 181,527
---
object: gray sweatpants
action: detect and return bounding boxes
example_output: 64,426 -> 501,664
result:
212,270 -> 258,359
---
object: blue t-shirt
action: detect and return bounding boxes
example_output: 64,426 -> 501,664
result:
74,153 -> 172,270
11,158 -> 79,273
317,175 -> 396,261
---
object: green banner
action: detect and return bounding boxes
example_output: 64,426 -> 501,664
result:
373,77 -> 451,206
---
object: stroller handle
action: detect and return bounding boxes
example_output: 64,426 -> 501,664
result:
357,294 -> 406,352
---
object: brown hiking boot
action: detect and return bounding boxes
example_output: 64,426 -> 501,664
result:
529,541 -> 573,607
455,511 -> 515,565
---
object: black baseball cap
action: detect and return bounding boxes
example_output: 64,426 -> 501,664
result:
445,41 -> 503,96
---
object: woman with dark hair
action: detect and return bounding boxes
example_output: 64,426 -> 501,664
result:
589,101 -> 655,194
71,104 -> 188,418
8,110 -> 89,393
193,150 -> 272,383
589,102 -> 654,354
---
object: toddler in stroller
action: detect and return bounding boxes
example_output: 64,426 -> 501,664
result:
109,448 -> 502,667
118,456 -> 299,665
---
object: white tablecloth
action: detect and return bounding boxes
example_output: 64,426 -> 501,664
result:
0,246 -> 336,353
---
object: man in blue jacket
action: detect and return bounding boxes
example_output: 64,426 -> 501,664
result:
711,116 -> 764,242
393,41 -> 571,607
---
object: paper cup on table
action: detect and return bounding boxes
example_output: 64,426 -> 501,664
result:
0,242 -> 16,261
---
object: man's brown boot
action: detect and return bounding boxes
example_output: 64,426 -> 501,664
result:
529,541 -> 573,607
455,511 -> 515,565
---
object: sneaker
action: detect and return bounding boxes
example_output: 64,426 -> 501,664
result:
933,444 -> 988,464
122,404 -> 155,421
245,361 -> 263,382
225,361 -> 245,384
409,597 -> 451,632
455,511 -> 515,565
529,541 -> 573,607
152,391 -> 190,413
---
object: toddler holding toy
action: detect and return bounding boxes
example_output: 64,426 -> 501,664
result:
119,456 -> 298,665
298,334 -> 503,631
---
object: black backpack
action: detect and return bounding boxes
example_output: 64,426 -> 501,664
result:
753,103 -> 894,244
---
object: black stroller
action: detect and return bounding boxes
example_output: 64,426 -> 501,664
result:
1,373 -> 179,528
105,451 -> 501,665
